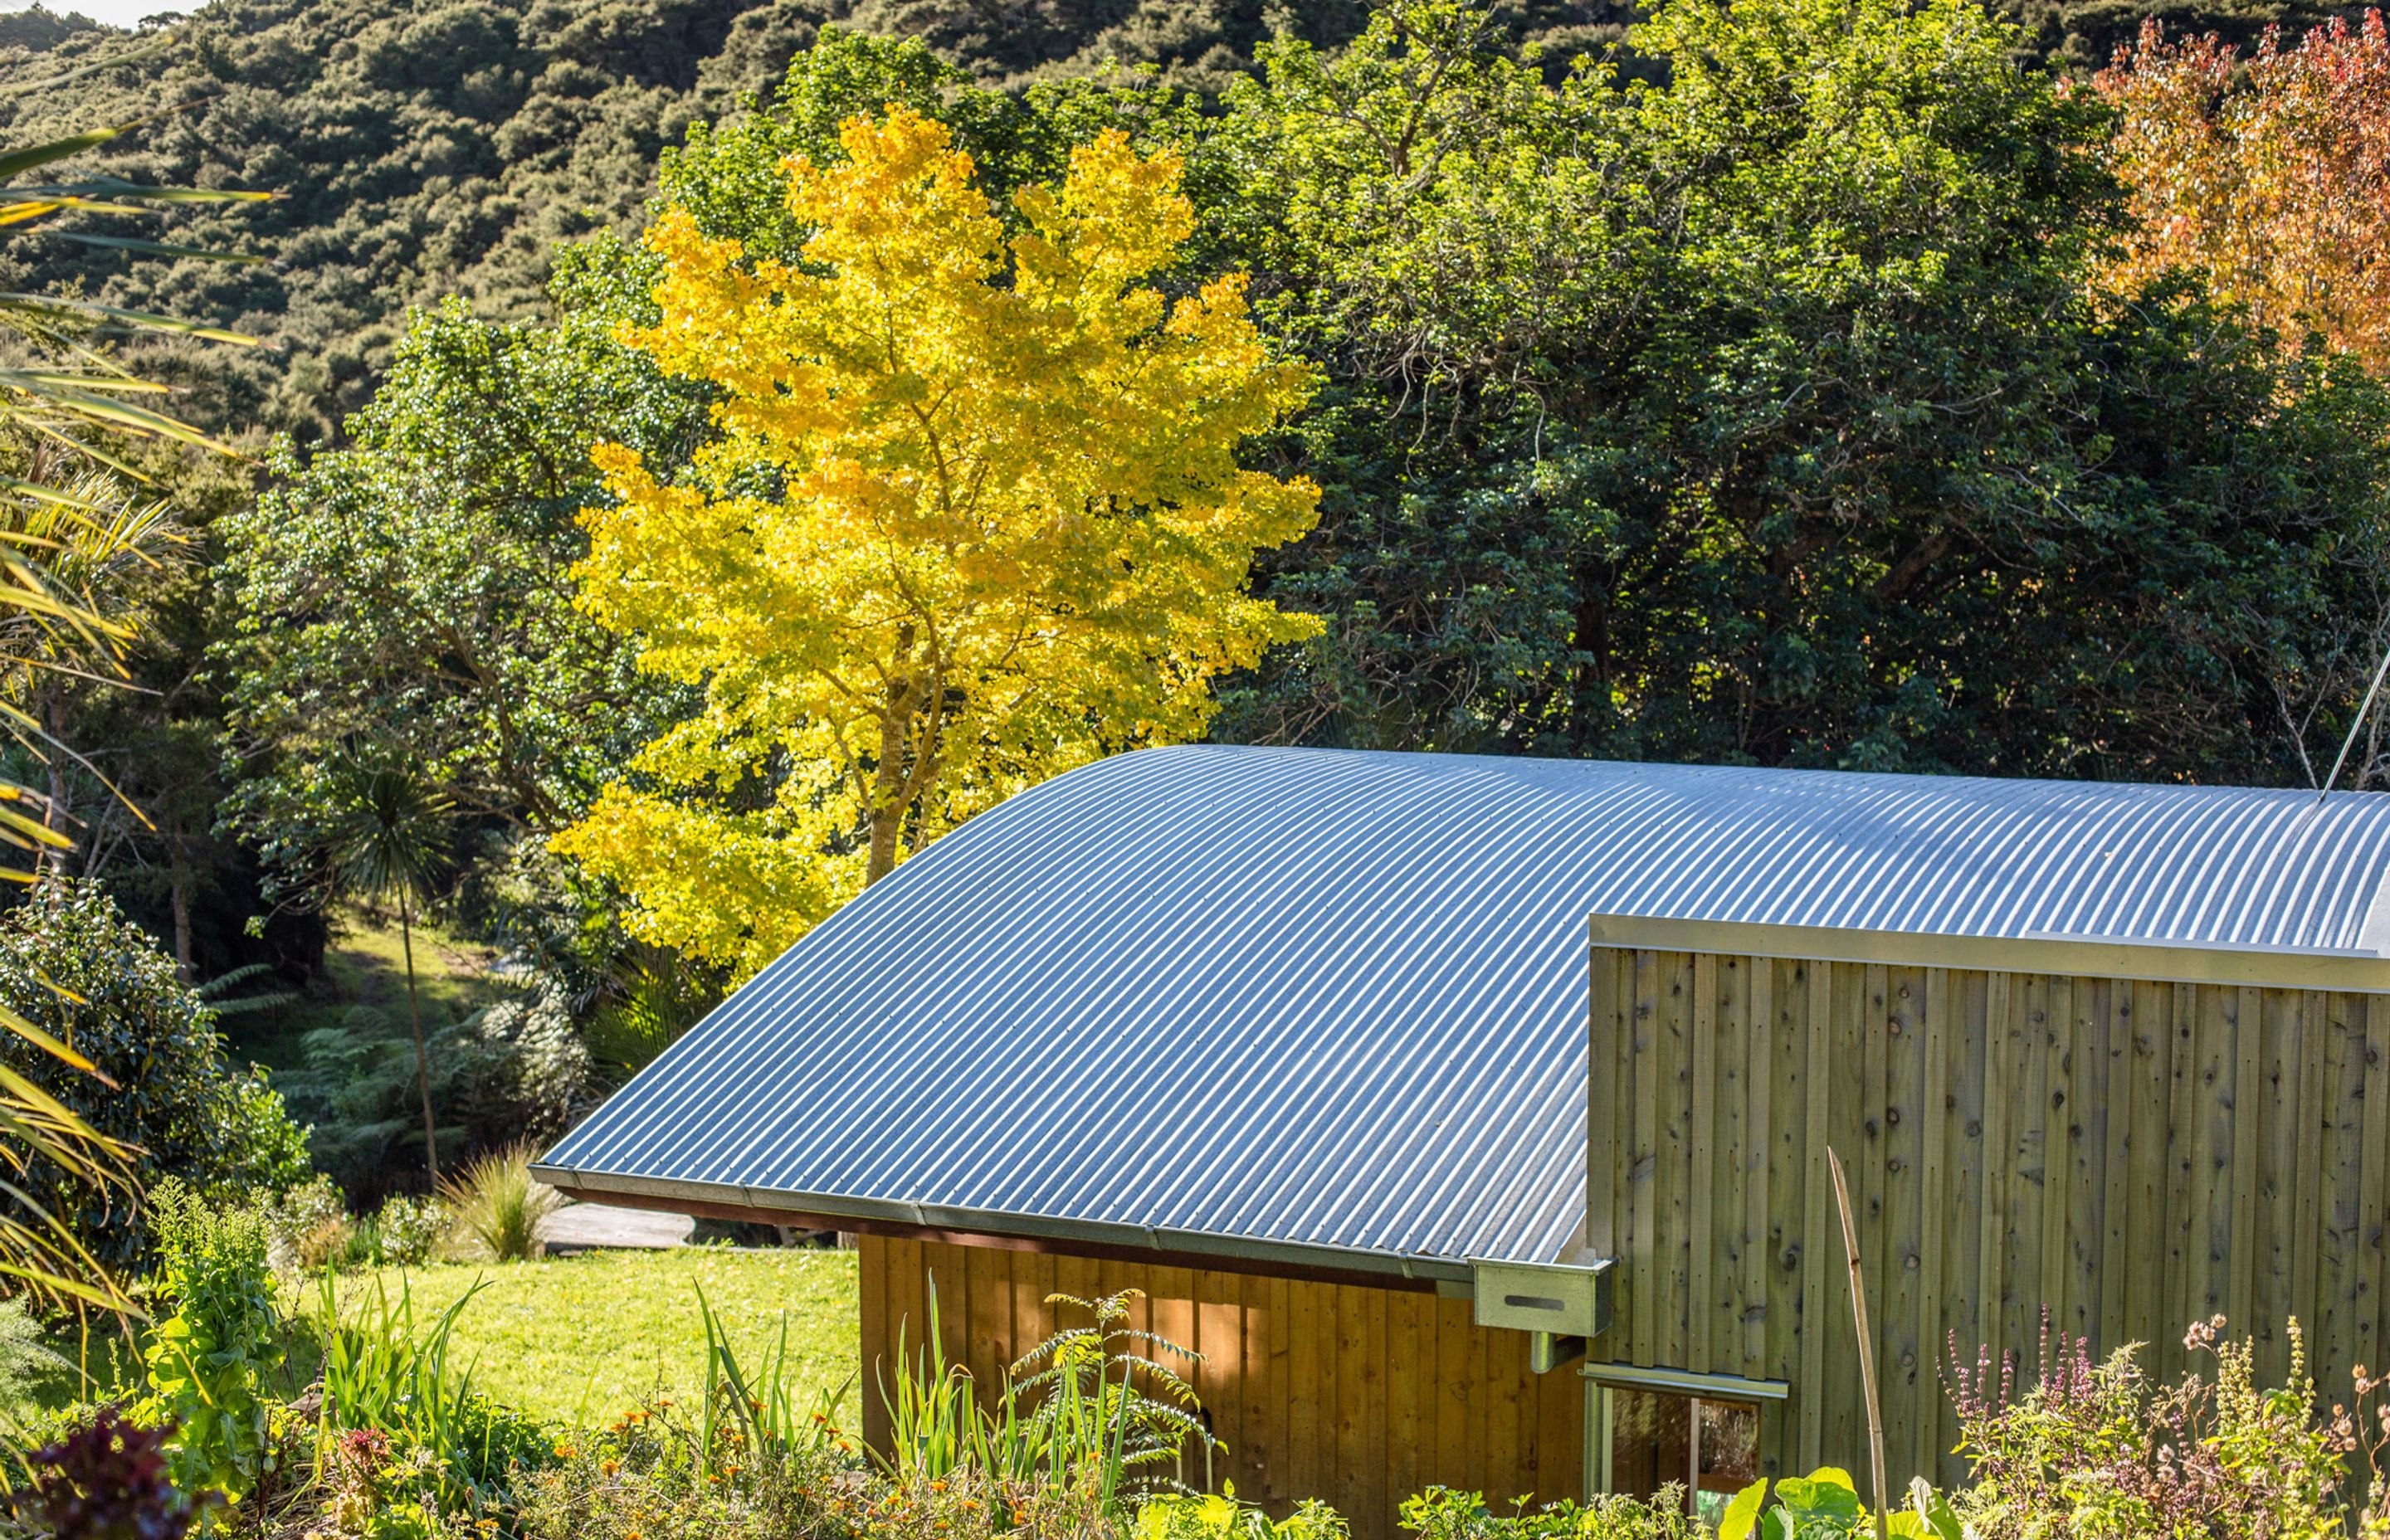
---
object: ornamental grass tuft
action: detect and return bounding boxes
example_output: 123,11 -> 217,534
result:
438,1146 -> 558,1263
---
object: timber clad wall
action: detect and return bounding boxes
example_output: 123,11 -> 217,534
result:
1590,947 -> 2390,1489
857,1237 -> 1582,1537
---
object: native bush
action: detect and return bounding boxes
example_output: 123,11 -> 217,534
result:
0,885 -> 310,1274
133,1183 -> 285,1512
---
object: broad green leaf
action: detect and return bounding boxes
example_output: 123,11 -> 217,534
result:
1720,1478 -> 1770,1540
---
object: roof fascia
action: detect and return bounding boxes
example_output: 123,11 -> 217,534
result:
1590,914 -> 2390,993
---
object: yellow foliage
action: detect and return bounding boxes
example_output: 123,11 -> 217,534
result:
554,110 -> 1320,975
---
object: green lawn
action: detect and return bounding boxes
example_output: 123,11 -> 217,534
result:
337,1246 -> 860,1427
3,1245 -> 861,1434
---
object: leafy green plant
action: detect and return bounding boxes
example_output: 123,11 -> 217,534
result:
132,1182 -> 283,1512
1142,1489 -> 1349,1540
314,1270 -> 553,1513
1404,1487 -> 1695,1540
878,1280 -> 1217,1514
372,1196 -> 446,1266
437,1143 -> 557,1262
691,1281 -> 847,1481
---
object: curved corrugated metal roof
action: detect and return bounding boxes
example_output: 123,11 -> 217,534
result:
537,746 -> 2390,1273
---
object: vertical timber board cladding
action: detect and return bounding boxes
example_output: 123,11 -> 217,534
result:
1588,948 -> 2390,1490
856,1237 -> 1583,1537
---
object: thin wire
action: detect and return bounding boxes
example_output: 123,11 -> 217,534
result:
2321,636 -> 2390,804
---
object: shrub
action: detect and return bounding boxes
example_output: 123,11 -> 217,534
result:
438,1146 -> 557,1262
132,1182 -> 284,1509
5,1405 -> 202,1540
263,1175 -> 350,1272
1400,1487 -> 1693,1540
1140,1492 -> 1348,1540
0,883 -> 311,1274
1947,1314 -> 2388,1539
372,1196 -> 447,1266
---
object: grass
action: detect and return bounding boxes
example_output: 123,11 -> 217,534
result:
334,1246 -> 860,1427
220,903 -> 500,1071
1,1246 -> 861,1435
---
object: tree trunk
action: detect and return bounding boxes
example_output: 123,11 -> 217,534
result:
400,887 -> 441,1182
170,831 -> 192,984
865,685 -> 913,887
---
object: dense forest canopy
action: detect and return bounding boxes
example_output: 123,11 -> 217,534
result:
0,0 -> 2360,445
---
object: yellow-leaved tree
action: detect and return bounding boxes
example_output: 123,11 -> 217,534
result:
554,108 -> 1321,974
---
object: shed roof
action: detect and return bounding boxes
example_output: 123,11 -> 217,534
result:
534,746 -> 2390,1278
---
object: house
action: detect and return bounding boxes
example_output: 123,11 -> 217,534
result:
534,746 -> 2390,1533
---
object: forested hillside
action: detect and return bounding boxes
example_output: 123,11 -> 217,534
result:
0,0 -> 2349,445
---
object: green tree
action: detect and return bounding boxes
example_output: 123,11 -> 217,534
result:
321,760 -> 455,1182
1204,0 -> 2390,786
0,884 -> 310,1279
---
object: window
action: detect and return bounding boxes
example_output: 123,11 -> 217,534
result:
1590,1380 -> 1768,1525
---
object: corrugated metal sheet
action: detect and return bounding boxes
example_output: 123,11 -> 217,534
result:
537,747 -> 2390,1271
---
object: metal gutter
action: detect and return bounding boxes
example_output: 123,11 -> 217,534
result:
531,1163 -> 1480,1284
1589,914 -> 2390,993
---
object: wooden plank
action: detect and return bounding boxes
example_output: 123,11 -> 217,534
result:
1800,961 -> 1832,1474
2004,975 -> 2051,1372
1824,961 -> 1869,1468
2362,996 -> 2390,1378
1918,967 -> 1951,1484
1236,1274 -> 1275,1499
1386,1288 -> 1433,1509
1760,958 -> 1802,1482
1193,1270 -> 1241,1489
1744,958 -> 1776,1383
1590,949 -> 1622,1262
2227,987 -> 2261,1348
1534,1344 -> 1581,1501
1331,1284 -> 1368,1529
2294,991 -> 2327,1366
2250,990 -> 2297,1382
1714,955 -> 1749,1379
1484,1323 -> 1529,1505
2192,987 -> 2236,1329
2066,979 -> 2105,1352
859,1235 -> 890,1452
1977,972 -> 2012,1386
2141,980 -> 2179,1367
2319,996 -> 2370,1402
1632,948 -> 1663,1363
1359,1286 -> 1388,1531
1691,953 -> 1719,1372
1663,952 -> 1696,1367
1877,965 -> 1923,1488
2036,974 -> 2076,1343
1434,1294 -> 1477,1495
2158,982 -> 2199,1384
1287,1277 -> 1325,1507
1938,969 -> 1990,1489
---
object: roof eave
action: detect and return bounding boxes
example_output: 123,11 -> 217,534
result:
529,1163 -> 1481,1284
1592,914 -> 2390,993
